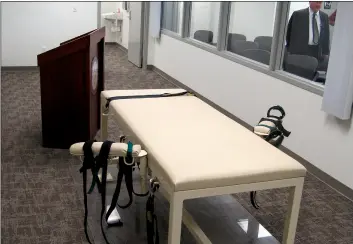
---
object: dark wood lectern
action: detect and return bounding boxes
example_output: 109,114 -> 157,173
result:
37,27 -> 105,149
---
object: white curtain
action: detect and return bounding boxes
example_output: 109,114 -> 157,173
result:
322,2 -> 353,120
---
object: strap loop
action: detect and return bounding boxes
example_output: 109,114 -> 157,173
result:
80,140 -> 96,244
97,141 -> 114,244
123,141 -> 134,165
267,105 -> 286,120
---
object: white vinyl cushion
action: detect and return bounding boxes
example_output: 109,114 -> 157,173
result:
102,89 -> 306,192
254,120 -> 276,136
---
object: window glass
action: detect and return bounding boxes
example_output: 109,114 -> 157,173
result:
226,2 -> 277,66
162,2 -> 184,35
284,1 -> 338,84
189,2 -> 221,46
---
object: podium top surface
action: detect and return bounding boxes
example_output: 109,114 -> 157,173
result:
37,27 -> 105,66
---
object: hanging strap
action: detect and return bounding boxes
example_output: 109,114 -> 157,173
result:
146,179 -> 160,244
105,91 -> 190,109
146,195 -> 159,244
266,130 -> 285,147
96,140 -> 114,244
80,140 -> 149,244
79,140 -> 96,244
274,121 -> 291,137
87,160 -> 102,194
123,141 -> 149,198
250,191 -> 259,209
250,106 -> 290,210
106,140 -> 149,224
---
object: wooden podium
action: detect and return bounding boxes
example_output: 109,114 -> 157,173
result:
37,27 -> 105,149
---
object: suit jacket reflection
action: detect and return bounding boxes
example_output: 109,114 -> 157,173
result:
286,8 -> 330,58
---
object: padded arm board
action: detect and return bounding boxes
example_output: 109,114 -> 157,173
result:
70,142 -> 141,157
102,89 -> 306,192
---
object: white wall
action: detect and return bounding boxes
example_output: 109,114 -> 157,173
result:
191,2 -> 211,31
0,2 -> 2,67
190,2 -> 220,43
147,2 -> 161,66
1,2 -> 98,66
150,34 -> 353,190
209,2 -> 220,43
190,2 -> 212,34
229,2 -> 276,41
101,1 -> 117,13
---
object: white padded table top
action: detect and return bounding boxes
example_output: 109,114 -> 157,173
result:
102,89 -> 306,192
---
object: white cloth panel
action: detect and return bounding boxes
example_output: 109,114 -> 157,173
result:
322,2 -> 353,120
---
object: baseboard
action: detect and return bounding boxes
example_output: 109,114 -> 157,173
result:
1,66 -> 39,71
149,65 -> 353,202
105,42 -> 128,53
117,43 -> 128,53
105,42 -> 118,45
280,146 -> 353,201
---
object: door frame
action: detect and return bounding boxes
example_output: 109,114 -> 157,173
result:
142,1 -> 150,69
97,2 -> 101,28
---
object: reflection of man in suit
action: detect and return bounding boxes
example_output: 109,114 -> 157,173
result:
286,2 -> 330,71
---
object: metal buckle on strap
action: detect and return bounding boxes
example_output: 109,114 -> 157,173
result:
102,108 -> 110,116
149,178 -> 160,196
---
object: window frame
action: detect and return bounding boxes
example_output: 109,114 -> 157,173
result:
160,2 -> 326,96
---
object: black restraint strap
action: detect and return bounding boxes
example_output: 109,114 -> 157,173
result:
87,161 -> 102,194
146,194 -> 159,244
105,91 -> 190,109
274,121 -> 291,137
264,106 -> 291,137
146,195 -> 159,244
80,140 -> 149,243
97,140 -> 114,244
250,191 -> 259,209
251,106 -> 291,210
106,140 -> 149,224
266,130 -> 284,146
267,105 -> 286,120
80,140 -> 96,244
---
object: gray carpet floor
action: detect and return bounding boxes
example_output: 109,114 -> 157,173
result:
1,44 -> 353,244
